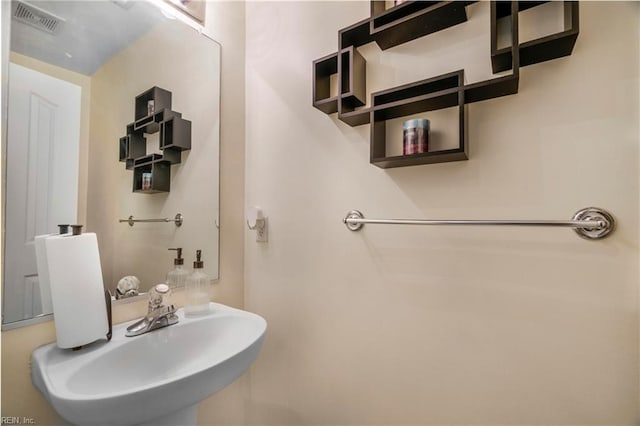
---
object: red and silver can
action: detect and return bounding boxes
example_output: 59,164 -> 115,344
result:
402,118 -> 429,155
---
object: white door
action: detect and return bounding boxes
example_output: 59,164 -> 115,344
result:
4,62 -> 81,323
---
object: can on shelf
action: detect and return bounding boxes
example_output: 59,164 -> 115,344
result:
142,173 -> 152,191
402,118 -> 429,155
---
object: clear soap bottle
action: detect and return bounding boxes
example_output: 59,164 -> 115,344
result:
184,250 -> 211,316
166,248 -> 189,290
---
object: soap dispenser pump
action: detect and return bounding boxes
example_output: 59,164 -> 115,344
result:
184,250 -> 211,316
166,248 -> 188,289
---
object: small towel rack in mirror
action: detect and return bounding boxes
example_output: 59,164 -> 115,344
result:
343,207 -> 615,240
119,213 -> 183,227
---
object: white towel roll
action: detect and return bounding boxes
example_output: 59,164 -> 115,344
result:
45,232 -> 108,349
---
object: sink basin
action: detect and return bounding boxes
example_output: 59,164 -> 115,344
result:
32,303 -> 266,426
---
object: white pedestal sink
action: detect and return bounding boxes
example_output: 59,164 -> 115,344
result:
32,303 -> 266,425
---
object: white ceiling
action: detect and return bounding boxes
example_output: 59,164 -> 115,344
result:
10,0 -> 167,75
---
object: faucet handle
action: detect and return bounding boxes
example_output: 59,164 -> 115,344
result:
126,304 -> 178,337
148,304 -> 177,319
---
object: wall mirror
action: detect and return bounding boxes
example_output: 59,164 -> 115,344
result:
2,0 -> 221,328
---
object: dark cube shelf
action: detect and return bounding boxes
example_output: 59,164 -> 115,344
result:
132,154 -> 171,193
134,108 -> 182,135
371,1 -> 471,51
119,87 -> 192,193
340,46 -> 367,109
370,70 -> 467,169
491,1 -> 579,73
339,17 -> 373,50
312,1 -> 578,168
313,52 -> 339,114
119,124 -> 146,170
135,87 -> 172,121
160,116 -> 192,164
337,45 -> 368,126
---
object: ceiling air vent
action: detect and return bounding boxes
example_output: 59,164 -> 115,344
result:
13,1 -> 65,35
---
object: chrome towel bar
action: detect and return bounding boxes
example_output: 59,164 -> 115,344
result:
119,213 -> 183,227
343,207 -> 615,240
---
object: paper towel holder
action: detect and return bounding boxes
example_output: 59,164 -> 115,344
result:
104,289 -> 113,342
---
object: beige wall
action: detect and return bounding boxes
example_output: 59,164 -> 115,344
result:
1,2 -> 246,424
196,1 -> 247,423
243,1 -> 639,425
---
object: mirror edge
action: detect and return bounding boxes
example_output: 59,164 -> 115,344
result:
2,313 -> 52,331
201,29 -> 221,284
1,0 -> 11,328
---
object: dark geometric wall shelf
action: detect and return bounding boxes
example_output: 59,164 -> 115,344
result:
371,70 -> 467,168
313,52 -> 339,114
312,1 -> 579,169
160,116 -> 192,164
132,154 -> 171,193
491,1 -> 579,73
370,1 -> 471,50
119,86 -> 192,193
340,46 -> 367,109
119,124 -> 145,170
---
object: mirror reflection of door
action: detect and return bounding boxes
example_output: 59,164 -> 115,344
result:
4,62 -> 81,323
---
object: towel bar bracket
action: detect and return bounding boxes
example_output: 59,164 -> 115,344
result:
571,207 -> 615,240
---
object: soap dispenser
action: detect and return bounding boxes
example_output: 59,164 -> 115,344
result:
166,248 -> 188,289
184,250 -> 211,316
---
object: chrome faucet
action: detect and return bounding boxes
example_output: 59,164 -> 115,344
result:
126,304 -> 179,337
125,283 -> 179,337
